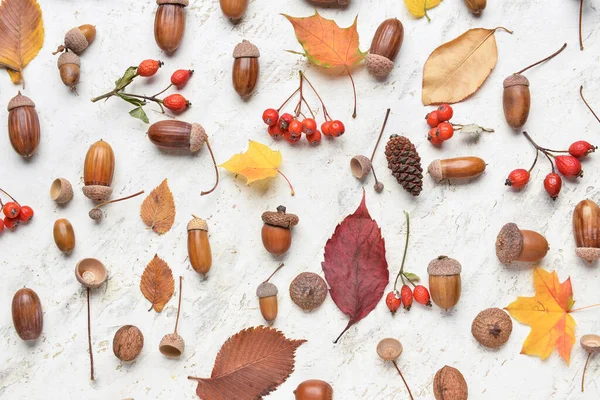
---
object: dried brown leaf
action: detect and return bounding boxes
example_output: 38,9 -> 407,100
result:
188,326 -> 306,399
140,179 -> 175,234
140,254 -> 174,312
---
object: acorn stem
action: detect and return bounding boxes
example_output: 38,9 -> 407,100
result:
579,0 -> 585,50
201,141 -> 220,196
582,352 -> 592,391
392,361 -> 414,400
370,108 -> 391,162
515,43 -> 567,75
264,263 -> 285,283
580,86 -> 600,124
174,276 -> 183,335
393,211 -> 410,291
277,170 -> 296,196
94,190 -> 144,209
87,287 -> 95,381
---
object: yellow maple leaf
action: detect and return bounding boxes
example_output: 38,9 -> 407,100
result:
219,141 -> 295,195
505,268 -> 576,364
404,0 -> 443,21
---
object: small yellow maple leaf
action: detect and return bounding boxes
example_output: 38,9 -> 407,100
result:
404,0 -> 443,21
219,141 -> 295,195
505,268 -> 576,364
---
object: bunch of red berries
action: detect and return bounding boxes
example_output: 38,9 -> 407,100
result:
262,71 -> 344,145
425,104 -> 494,145
0,188 -> 34,233
505,132 -> 596,200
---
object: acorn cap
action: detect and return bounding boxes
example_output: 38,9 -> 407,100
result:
495,223 -> 523,265
50,178 -> 74,204
256,281 -> 278,298
576,247 -> 600,263
83,184 -> 113,202
365,53 -> 394,77
262,206 -> 299,228
503,73 -> 530,88
289,272 -> 327,311
157,0 -> 189,5
75,258 -> 108,289
7,92 -> 35,111
428,159 -> 443,182
187,216 -> 208,231
350,155 -> 372,180
471,308 -> 512,348
581,334 -> 600,353
190,122 -> 208,152
57,51 -> 80,68
159,333 -> 185,358
376,338 -> 403,361
428,256 -> 462,276
233,40 -> 260,58
64,27 -> 89,54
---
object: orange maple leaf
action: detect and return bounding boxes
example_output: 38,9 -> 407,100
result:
505,268 -> 576,364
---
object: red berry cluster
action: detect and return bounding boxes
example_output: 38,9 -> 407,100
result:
505,131 -> 596,200
137,60 -> 194,113
0,188 -> 34,233
262,71 -> 344,145
425,104 -> 455,145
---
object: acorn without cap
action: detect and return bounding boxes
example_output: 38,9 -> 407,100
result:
232,40 -> 260,98
12,288 -> 43,341
57,51 -> 80,90
154,0 -> 188,53
294,380 -> 333,400
427,256 -> 461,310
471,308 -> 512,348
503,74 -> 530,130
53,218 -> 75,255
261,206 -> 299,256
7,92 -> 40,158
187,216 -> 212,275
495,222 -> 549,265
256,281 -> 278,323
573,199 -> 600,263
113,325 -> 144,362
366,18 -> 404,78
289,272 -> 327,311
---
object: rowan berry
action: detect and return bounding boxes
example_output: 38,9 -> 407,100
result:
426,110 -> 440,128
306,130 -> 322,145
3,216 -> 18,231
437,104 -> 453,122
284,131 -> 301,144
279,113 -> 294,131
18,206 -> 34,223
288,120 -> 303,137
321,121 -> 333,136
437,122 -> 454,141
3,202 -> 20,218
302,118 -> 317,135
268,124 -> 283,139
428,128 -> 443,145
330,120 -> 345,137
262,109 -> 279,126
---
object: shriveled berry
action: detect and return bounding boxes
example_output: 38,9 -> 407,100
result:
569,141 -> 597,158
321,121 -> 333,136
163,94 -> 190,113
18,206 -> 34,223
137,59 -> 163,77
306,130 -> 322,145
426,110 -> 441,128
268,124 -> 283,139
400,284 -> 413,310
288,120 -> 303,137
437,122 -> 454,141
262,108 -> 279,126
170,69 -> 193,89
437,104 -> 453,122
413,285 -> 432,306
330,120 -> 345,137
3,202 -> 20,218
302,118 -> 317,135
505,169 -> 530,188
386,291 -> 401,314
543,173 -> 562,200
555,155 -> 583,177
279,113 -> 294,131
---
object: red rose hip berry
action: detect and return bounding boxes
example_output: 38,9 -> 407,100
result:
569,141 -> 597,158
170,69 -> 193,89
386,291 -> 401,314
137,59 -> 163,77
413,285 -> 432,306
543,173 -> 562,200
555,155 -> 583,177
400,284 -> 413,310
505,169 -> 530,188
163,94 -> 190,113
262,108 -> 279,126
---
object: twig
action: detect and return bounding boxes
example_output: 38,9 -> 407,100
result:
87,288 -> 95,381
580,86 -> 600,123
516,43 -> 568,75
174,276 -> 183,334
200,141 -> 220,196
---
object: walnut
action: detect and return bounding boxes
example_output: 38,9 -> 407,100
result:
113,325 -> 144,361
433,366 -> 468,400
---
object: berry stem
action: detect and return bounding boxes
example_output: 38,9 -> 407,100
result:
93,190 -> 145,210
300,71 -> 332,121
393,211 -> 410,291
201,141 -> 220,196
522,131 -> 558,172
392,361 -> 414,400
582,352 -> 592,392
294,71 -> 305,118
277,88 -> 300,112
0,188 -> 19,206
371,166 -> 382,189
152,83 -> 173,98
571,303 -> 600,312
90,76 -> 138,103
264,263 -> 285,283
301,97 -> 316,119
277,170 -> 296,196
87,287 -> 95,381
119,92 -> 165,113
528,150 -> 539,173
403,272 -> 417,288
515,43 -> 567,75
579,0 -> 585,51
580,86 -> 600,124
173,276 -> 183,335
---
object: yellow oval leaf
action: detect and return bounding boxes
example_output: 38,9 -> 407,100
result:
404,0 -> 443,21
422,27 -> 511,105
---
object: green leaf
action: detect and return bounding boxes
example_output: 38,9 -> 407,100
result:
115,66 -> 138,90
129,107 -> 149,124
403,272 -> 420,282
118,93 -> 146,107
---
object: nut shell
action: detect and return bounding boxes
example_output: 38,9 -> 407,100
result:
376,338 -> 402,361
256,281 -> 278,298
471,308 -> 512,348
75,258 -> 107,289
289,272 -> 327,311
8,92 -> 35,110
503,74 -> 530,88
57,51 -> 80,68
159,333 -> 184,358
12,288 -> 43,341
113,325 -> 144,361
262,206 -> 299,228
50,178 -> 73,204
433,366 -> 468,400
581,334 -> 600,353
427,256 -> 462,276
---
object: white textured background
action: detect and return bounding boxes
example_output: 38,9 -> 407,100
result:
2,0 -> 600,399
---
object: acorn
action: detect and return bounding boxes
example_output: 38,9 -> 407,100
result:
427,256 -> 461,310
433,366 -> 468,400
154,0 -> 188,53
53,218 -> 75,255
366,18 -> 404,78
12,288 -> 43,341
289,272 -> 328,311
495,223 -> 549,265
471,308 -> 512,348
113,325 -> 144,362
50,178 -> 73,204
83,139 -> 115,201
57,51 -> 80,91
148,120 -> 208,152
256,264 -> 284,323
294,380 -> 333,400
573,199 -> 600,263
187,215 -> 212,275
232,40 -> 260,98
56,24 -> 96,54
7,92 -> 40,158
464,0 -> 486,14
261,206 -> 299,256
220,0 -> 248,20
428,157 -> 486,182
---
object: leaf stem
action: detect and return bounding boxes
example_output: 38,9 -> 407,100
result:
264,263 -> 285,283
87,287 -> 95,381
515,43 -> 567,75
393,361 -> 414,400
174,276 -> 183,335
582,352 -> 592,391
393,211 -> 410,291
579,0 -> 585,50
333,321 -> 353,344
344,65 -> 358,118
571,303 -> 600,312
201,141 -> 220,196
277,170 -> 295,196
580,86 -> 600,123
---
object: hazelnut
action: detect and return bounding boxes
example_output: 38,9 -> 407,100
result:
573,199 -> 600,263
294,379 -> 333,400
261,205 -> 299,256
427,256 -> 461,310
433,366 -> 468,400
289,272 -> 327,311
495,222 -> 549,265
471,308 -> 512,348
113,325 -> 144,362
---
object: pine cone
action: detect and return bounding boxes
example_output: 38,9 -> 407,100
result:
385,135 -> 423,196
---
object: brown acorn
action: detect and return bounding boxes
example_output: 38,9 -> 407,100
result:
220,0 -> 248,20
464,0 -> 486,14
12,288 -> 43,341
471,308 -> 512,348
366,18 -> 404,78
294,380 -> 333,400
261,205 -> 299,256
148,120 -> 208,152
289,272 -> 328,311
257,282 -> 278,322
427,256 -> 461,310
113,325 -> 144,362
53,218 -> 76,255
495,222 -> 549,265
56,24 -> 96,54
154,0 -> 188,53
232,40 -> 260,98
433,366 -> 468,400
187,215 -> 212,275
7,92 -> 40,158
57,51 -> 80,91
428,157 -> 486,182
83,139 -> 115,201
573,199 -> 600,263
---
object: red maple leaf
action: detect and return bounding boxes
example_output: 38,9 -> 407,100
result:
322,190 -> 389,343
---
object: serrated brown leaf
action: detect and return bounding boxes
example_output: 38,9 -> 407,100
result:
140,254 -> 174,313
188,326 -> 306,400
140,179 -> 175,234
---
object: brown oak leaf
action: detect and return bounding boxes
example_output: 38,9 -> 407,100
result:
140,254 -> 174,312
140,179 -> 175,234
188,326 -> 306,399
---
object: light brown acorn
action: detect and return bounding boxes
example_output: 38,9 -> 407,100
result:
464,0 -> 486,14
54,24 -> 96,54
428,256 -> 461,310
294,380 -> 333,400
187,215 -> 212,275
256,264 -> 284,323
220,0 -> 248,20
12,288 -> 43,341
428,156 -> 486,182
232,40 -> 260,98
495,223 -> 549,265
261,206 -> 299,256
7,92 -> 40,158
83,140 -> 115,201
53,218 -> 76,255
573,199 -> 600,263
154,0 -> 188,53
57,51 -> 80,91
366,18 -> 404,78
